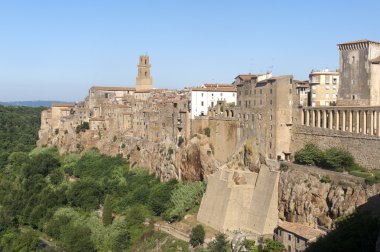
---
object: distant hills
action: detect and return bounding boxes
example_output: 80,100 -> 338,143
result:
0,100 -> 72,107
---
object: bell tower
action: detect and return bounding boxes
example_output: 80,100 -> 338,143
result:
136,55 -> 152,90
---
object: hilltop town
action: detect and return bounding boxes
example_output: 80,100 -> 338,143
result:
37,40 -> 380,251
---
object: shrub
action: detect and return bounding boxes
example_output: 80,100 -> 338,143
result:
207,233 -> 228,252
76,122 -> 90,134
322,147 -> 355,171
178,136 -> 184,146
190,224 -> 205,247
204,127 -> 211,137
279,162 -> 289,171
102,195 -> 113,226
294,144 -> 324,166
168,148 -> 174,155
262,239 -> 284,252
320,175 -> 331,184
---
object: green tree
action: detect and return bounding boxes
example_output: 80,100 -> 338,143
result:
208,233 -> 228,252
61,224 -> 95,252
204,127 -> 211,137
262,239 -> 284,252
322,147 -> 355,171
294,143 -> 324,166
103,195 -> 113,226
190,224 -> 205,247
67,179 -> 103,210
50,169 -> 64,185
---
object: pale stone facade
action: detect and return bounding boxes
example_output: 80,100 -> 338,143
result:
309,70 -> 339,107
190,84 -> 236,119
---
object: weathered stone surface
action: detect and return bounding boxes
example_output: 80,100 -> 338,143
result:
279,164 -> 380,229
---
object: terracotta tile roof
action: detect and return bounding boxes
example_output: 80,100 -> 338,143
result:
89,117 -> 105,121
191,87 -> 236,92
92,86 -> 136,91
203,84 -> 233,88
278,221 -> 325,241
337,40 -> 380,46
135,89 -> 152,93
371,56 -> 380,63
236,74 -> 259,80
51,103 -> 75,107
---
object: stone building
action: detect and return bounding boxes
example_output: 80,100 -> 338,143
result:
235,74 -> 299,161
337,40 -> 380,106
136,55 -> 153,91
309,69 -> 339,107
274,221 -> 325,252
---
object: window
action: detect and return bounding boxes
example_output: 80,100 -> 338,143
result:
288,234 -> 292,241
201,101 -> 204,106
297,237 -> 300,243
325,76 -> 330,84
202,93 -> 204,97
270,100 -> 272,105
220,93 -> 223,97
212,93 -> 214,96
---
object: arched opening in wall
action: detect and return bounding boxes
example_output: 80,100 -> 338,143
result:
326,111 -> 330,128
332,111 -> 336,129
145,71 -> 148,77
319,110 -> 323,127
231,110 -> 234,118
226,110 -> 230,117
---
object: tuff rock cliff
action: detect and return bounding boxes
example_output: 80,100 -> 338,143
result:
279,164 -> 380,230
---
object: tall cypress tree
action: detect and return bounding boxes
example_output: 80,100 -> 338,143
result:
103,195 -> 113,226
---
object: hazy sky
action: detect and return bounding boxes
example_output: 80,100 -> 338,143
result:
1,0 -> 380,102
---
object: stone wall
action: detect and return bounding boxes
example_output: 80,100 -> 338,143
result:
291,125 -> 380,170
192,117 -> 239,163
197,165 -> 279,235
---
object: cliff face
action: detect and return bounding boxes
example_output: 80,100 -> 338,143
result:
43,127 -> 219,182
279,164 -> 380,229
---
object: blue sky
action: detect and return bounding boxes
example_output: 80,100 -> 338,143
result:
1,0 -> 380,101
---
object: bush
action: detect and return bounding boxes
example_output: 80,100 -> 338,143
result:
190,224 -> 205,247
76,122 -> 90,134
279,162 -> 289,171
262,239 -> 285,252
320,175 -> 331,184
102,195 -> 113,226
207,233 -> 228,252
322,147 -> 355,171
294,144 -> 324,166
164,182 -> 206,222
178,136 -> 184,146
204,127 -> 211,137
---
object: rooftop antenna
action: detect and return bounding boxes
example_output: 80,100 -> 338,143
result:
249,57 -> 254,74
267,65 -> 274,74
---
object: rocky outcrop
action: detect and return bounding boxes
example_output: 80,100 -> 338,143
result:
44,128 -> 219,181
279,164 -> 380,230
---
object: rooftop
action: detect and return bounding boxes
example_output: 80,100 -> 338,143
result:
92,86 -> 136,91
51,103 -> 75,108
337,39 -> 380,46
278,221 -> 325,241
191,87 -> 236,92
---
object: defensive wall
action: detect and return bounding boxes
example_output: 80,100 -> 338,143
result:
197,165 -> 279,236
291,125 -> 380,170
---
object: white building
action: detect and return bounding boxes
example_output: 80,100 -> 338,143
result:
190,84 -> 237,119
